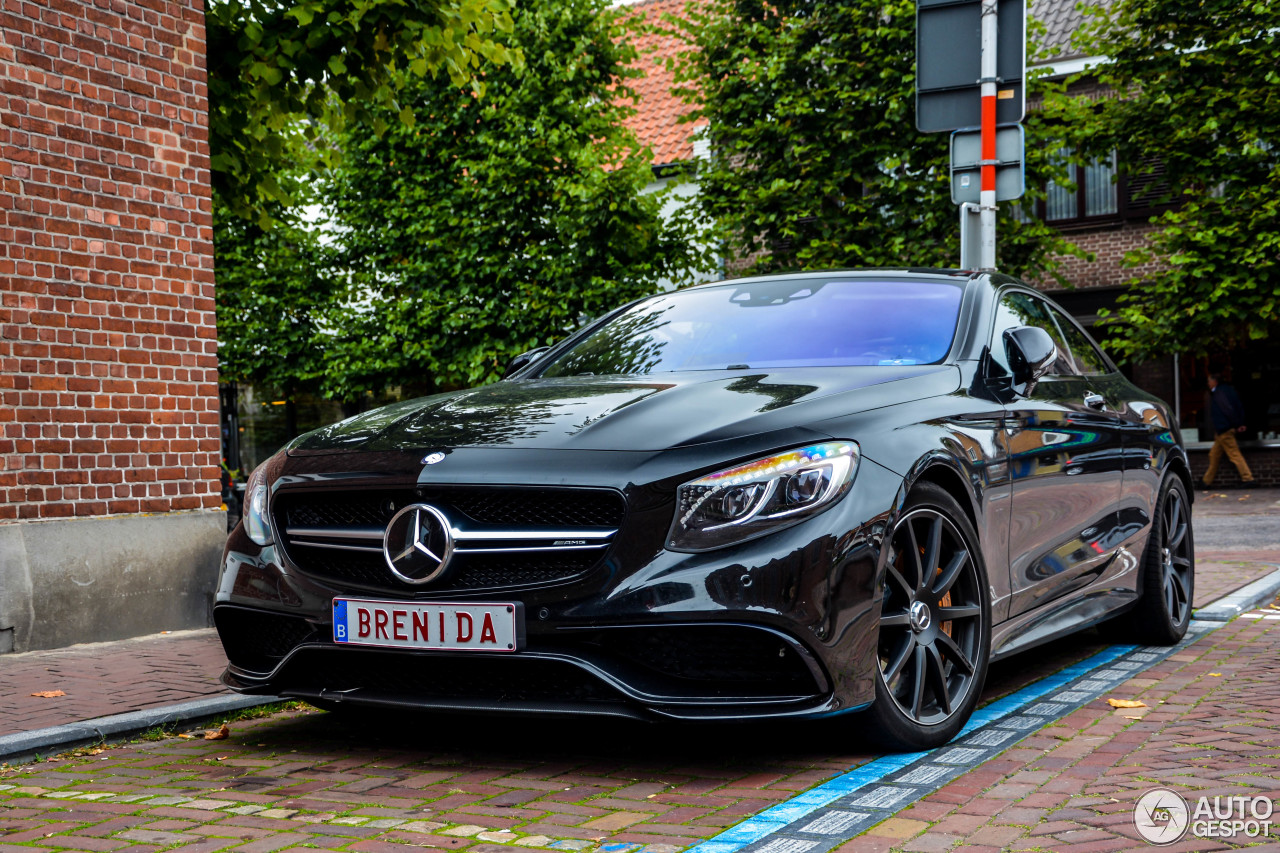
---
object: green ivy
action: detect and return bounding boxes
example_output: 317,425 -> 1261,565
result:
668,0 -> 1075,279
1045,0 -> 1280,360
206,0 -> 524,227
213,187 -> 338,397
310,0 -> 712,401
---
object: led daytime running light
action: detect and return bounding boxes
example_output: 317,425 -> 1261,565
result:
669,441 -> 859,552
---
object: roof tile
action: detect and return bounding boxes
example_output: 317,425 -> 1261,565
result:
619,0 -> 705,165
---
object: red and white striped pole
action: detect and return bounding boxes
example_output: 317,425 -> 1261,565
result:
978,0 -> 998,270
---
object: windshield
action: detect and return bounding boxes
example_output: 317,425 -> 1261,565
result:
537,278 -> 965,376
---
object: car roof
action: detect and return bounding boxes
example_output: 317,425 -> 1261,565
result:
686,267 -> 985,291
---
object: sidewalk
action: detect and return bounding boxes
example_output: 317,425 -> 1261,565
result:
0,629 -> 231,739
1,489 -> 1277,751
851,604 -> 1280,852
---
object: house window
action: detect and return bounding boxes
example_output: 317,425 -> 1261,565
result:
1041,148 -> 1118,224
1017,149 -> 1173,226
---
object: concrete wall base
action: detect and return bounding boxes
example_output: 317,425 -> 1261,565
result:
0,510 -> 226,653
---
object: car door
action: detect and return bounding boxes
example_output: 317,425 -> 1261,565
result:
990,291 -> 1127,618
1050,309 -> 1162,563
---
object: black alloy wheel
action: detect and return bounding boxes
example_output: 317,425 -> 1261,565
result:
1129,476 -> 1195,645
867,483 -> 991,750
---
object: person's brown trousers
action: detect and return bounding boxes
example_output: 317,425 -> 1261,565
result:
1203,430 -> 1255,485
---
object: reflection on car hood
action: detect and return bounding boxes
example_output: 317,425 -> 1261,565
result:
288,366 -> 958,454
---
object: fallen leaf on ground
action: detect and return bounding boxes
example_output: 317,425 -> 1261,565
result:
1123,715 -> 1144,720
1209,672 -> 1222,677
178,733 -> 196,739
30,690 -> 66,698
1107,698 -> 1147,709
203,724 -> 230,741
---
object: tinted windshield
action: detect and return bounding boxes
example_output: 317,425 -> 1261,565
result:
538,278 -> 964,376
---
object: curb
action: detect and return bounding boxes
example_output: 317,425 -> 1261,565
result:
0,694 -> 281,765
1194,565 -> 1280,621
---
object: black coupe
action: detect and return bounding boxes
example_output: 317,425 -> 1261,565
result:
215,270 -> 1194,749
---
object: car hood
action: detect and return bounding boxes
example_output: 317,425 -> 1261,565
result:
288,366 -> 959,454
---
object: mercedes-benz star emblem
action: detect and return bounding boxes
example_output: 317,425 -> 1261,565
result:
422,451 -> 447,465
383,504 -> 455,585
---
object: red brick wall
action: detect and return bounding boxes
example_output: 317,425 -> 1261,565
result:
1047,221 -> 1164,290
0,0 -> 218,522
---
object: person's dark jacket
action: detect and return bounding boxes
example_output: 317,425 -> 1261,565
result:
1210,383 -> 1246,433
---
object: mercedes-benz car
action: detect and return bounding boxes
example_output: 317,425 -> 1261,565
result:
214,270 -> 1194,749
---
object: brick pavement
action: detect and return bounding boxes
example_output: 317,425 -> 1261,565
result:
845,608 -> 1280,852
0,708 -> 877,852
0,631 -> 229,737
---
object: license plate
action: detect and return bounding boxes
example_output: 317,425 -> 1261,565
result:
332,598 -> 521,652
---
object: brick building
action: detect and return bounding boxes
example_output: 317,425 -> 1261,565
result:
0,0 -> 225,652
623,0 -> 1280,487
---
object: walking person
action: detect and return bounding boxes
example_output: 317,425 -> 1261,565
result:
1200,373 -> 1255,488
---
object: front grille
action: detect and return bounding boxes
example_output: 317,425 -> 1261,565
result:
276,647 -> 622,705
281,488 -> 625,530
286,496 -> 395,528
450,491 -> 623,527
215,606 -> 317,674
296,549 -> 602,592
272,487 -> 623,594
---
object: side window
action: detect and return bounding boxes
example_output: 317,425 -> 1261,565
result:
989,291 -> 1076,377
1047,307 -> 1109,376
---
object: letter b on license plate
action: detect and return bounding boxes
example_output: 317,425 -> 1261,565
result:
333,598 -> 521,651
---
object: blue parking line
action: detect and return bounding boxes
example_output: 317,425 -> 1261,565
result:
686,643 -> 1137,853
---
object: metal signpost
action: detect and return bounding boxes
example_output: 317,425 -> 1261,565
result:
916,0 -> 1026,271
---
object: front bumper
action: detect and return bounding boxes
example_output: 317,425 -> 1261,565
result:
213,453 -> 903,721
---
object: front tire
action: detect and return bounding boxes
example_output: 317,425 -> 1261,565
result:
866,483 -> 991,751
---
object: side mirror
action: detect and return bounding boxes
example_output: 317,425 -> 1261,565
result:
503,346 -> 549,379
1003,326 -> 1056,396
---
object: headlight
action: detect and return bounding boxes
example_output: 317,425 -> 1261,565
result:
243,465 -> 273,546
668,441 -> 859,551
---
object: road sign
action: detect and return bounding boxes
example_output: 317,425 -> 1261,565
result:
916,0 -> 1025,133
950,123 -> 1024,204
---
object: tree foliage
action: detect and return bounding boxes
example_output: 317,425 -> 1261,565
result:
670,0 -> 1073,278
213,199 -> 336,396
206,0 -> 523,225
1047,0 -> 1280,360
311,0 -> 708,401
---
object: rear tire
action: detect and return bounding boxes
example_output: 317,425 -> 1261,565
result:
1128,476 -> 1194,645
865,483 -> 991,751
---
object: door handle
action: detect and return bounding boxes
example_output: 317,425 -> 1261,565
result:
1083,392 -> 1105,410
